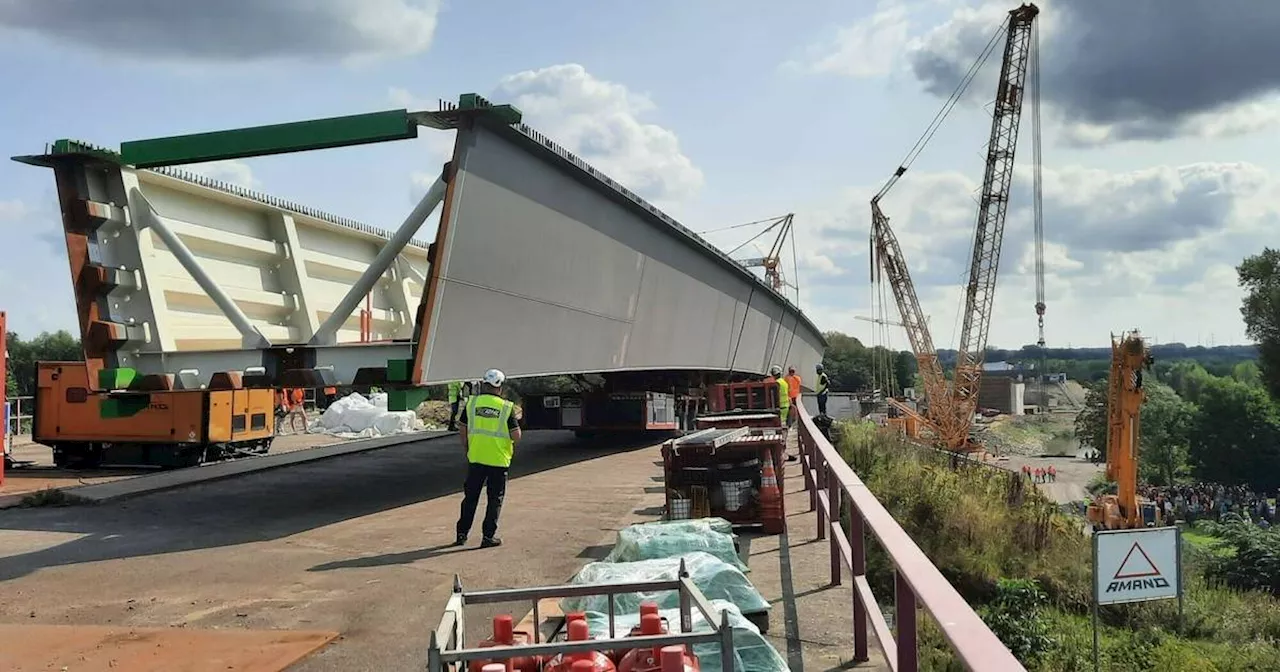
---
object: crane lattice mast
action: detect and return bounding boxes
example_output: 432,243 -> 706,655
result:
869,3 -> 1040,451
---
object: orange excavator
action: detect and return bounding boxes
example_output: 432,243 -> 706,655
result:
1086,330 -> 1161,530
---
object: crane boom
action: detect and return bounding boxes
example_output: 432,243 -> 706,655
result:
869,3 -> 1039,451
949,4 -> 1040,440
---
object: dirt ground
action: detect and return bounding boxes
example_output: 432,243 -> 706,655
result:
1,433 -> 351,502
0,431 -> 668,670
996,451 -> 1102,504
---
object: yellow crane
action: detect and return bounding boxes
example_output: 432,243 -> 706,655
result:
1086,330 -> 1161,530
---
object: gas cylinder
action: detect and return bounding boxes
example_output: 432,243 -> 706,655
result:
468,614 -> 541,672
660,646 -> 699,672
610,607 -> 668,662
619,616 -> 699,672
545,618 -> 616,672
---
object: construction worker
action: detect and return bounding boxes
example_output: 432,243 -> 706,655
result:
447,379 -> 463,431
765,365 -> 790,425
815,364 -> 830,416
288,387 -> 307,433
454,368 -> 522,549
784,366 -> 801,427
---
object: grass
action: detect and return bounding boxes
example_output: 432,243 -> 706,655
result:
834,420 -> 1280,671
19,487 -> 89,508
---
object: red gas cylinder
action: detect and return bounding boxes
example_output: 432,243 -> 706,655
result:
468,614 -> 541,672
661,646 -> 699,672
546,618 -> 616,672
611,609 -> 668,662
619,616 -> 699,672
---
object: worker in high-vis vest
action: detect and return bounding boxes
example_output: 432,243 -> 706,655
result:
766,365 -> 790,424
454,368 -> 522,549
447,379 -> 463,431
785,366 -> 801,427
815,363 -> 830,416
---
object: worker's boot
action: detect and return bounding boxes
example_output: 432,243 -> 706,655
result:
453,533 -> 467,547
480,536 -> 503,548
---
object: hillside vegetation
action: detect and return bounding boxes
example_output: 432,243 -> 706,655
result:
835,423 -> 1280,671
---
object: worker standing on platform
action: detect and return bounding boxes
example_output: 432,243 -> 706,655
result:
454,368 -> 522,549
766,365 -> 790,425
815,364 -> 830,416
784,367 -> 801,427
447,379 -> 463,431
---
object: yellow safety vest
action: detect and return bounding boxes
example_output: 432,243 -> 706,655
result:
775,378 -> 790,418
466,393 -> 516,468
447,380 -> 461,403
817,373 -> 829,394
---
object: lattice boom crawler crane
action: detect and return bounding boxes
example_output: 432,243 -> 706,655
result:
869,3 -> 1041,452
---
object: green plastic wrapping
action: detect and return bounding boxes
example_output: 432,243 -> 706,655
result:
560,552 -> 769,616
632,517 -> 735,536
603,519 -> 748,572
582,599 -> 789,672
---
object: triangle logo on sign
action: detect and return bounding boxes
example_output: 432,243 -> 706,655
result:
1113,542 -> 1162,579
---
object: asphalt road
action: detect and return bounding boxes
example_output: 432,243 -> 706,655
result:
0,430 -> 669,671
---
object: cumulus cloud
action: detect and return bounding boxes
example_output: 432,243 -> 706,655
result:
0,0 -> 441,62
183,160 -> 261,189
396,64 -> 704,205
795,161 -> 1273,347
494,64 -> 705,203
905,0 -> 1280,143
786,2 -> 912,78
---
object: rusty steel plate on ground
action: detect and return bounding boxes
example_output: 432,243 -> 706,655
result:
0,624 -> 339,671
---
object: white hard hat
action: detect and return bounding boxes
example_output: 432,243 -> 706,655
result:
483,368 -> 506,387
769,365 -> 783,377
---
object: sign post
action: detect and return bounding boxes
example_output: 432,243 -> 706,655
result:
1091,526 -> 1182,671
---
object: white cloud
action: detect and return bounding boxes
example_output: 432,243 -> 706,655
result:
0,199 -> 28,221
787,2 -> 912,78
183,160 -> 260,190
790,161 -> 1272,348
0,0 -> 441,63
394,64 -> 705,206
494,64 -> 705,203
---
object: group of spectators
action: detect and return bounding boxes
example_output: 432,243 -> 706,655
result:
1139,482 -> 1278,527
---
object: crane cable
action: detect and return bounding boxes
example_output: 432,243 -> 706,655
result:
872,17 -> 1009,203
1030,21 -> 1048,413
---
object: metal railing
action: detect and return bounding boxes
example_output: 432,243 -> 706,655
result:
428,561 -> 735,671
795,405 -> 1025,672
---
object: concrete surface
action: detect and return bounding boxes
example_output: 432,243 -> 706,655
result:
746,443 -> 890,671
0,430 -> 668,671
0,432 -> 416,507
0,623 -> 338,672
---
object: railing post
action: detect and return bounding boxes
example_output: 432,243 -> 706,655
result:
828,477 -> 842,585
816,462 -> 827,541
895,571 -> 919,672
850,505 -> 868,662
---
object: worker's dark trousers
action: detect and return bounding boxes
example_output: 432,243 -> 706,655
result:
456,462 -> 508,540
449,400 -> 460,428
817,392 -> 828,415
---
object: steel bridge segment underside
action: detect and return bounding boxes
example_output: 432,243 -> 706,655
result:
412,115 -> 826,386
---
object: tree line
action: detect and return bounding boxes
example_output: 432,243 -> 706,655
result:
1070,247 -> 1280,494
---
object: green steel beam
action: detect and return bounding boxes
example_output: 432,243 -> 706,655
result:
119,109 -> 419,168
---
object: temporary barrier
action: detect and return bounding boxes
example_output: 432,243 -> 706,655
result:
793,404 -> 1025,671
428,561 -> 736,672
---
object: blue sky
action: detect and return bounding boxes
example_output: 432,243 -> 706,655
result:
2,0 -> 1278,351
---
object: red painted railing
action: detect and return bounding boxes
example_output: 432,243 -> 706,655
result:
794,405 -> 1025,671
